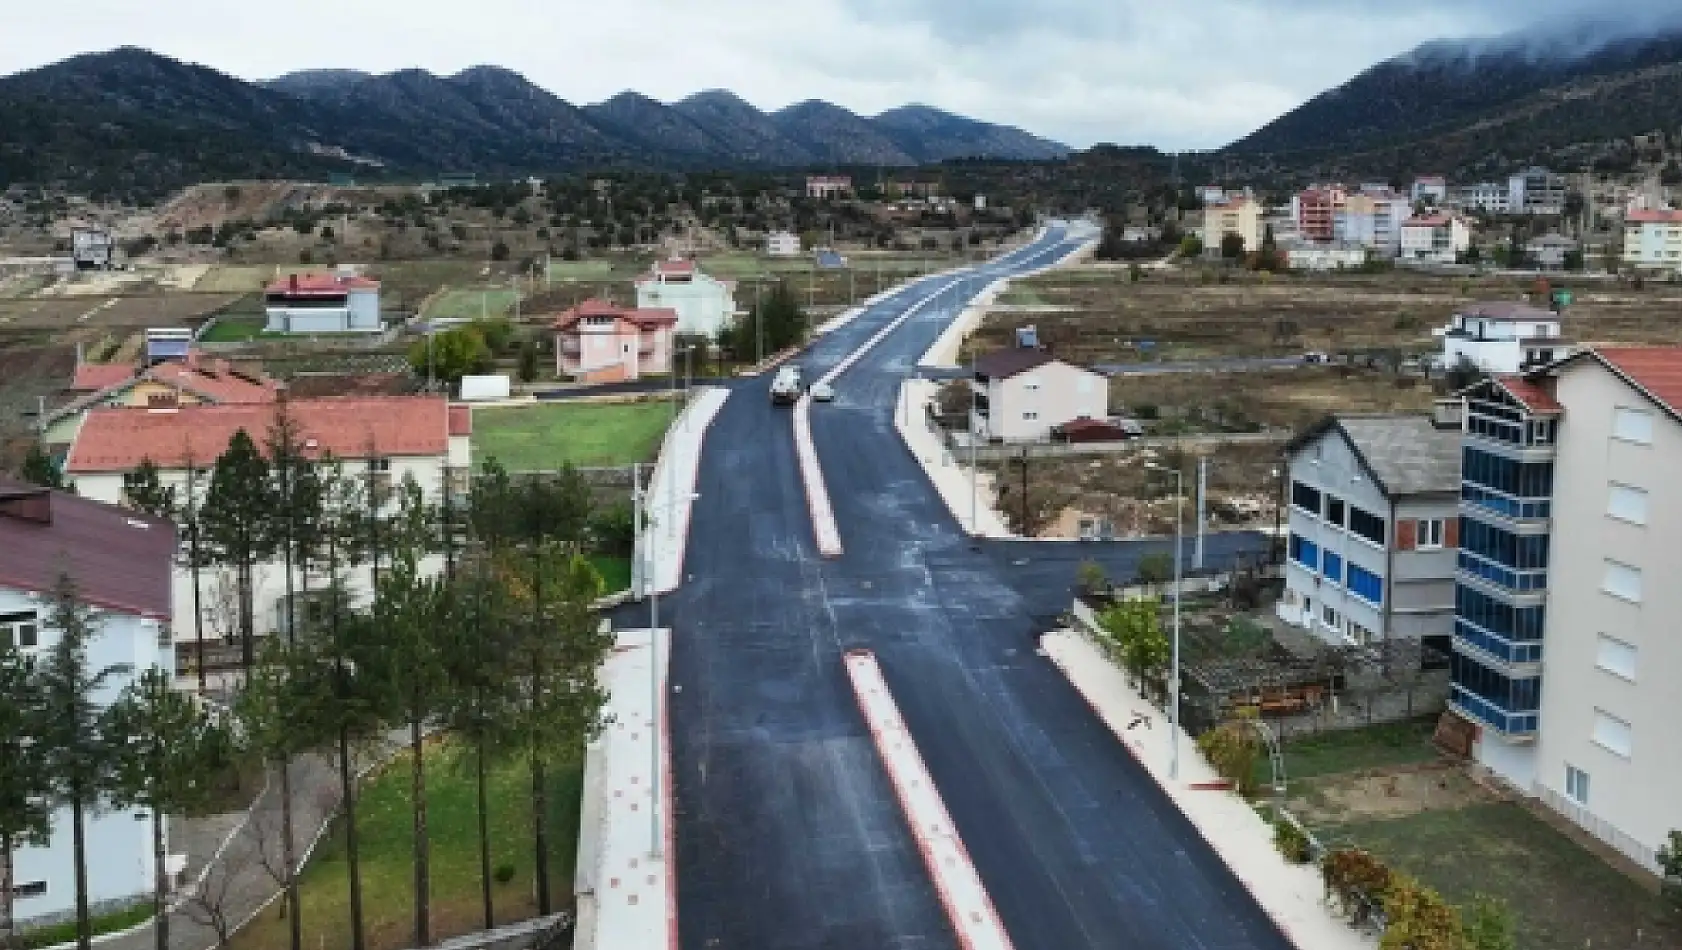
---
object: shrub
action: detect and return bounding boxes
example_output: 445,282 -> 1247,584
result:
1381,873 -> 1462,950
494,862 -> 517,884
1461,894 -> 1516,950
1320,847 -> 1392,927
1196,710 -> 1261,797
1273,817 -> 1311,864
1076,559 -> 1108,595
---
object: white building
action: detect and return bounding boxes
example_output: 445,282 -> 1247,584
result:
805,176 -> 852,200
1279,415 -> 1462,650
64,397 -> 470,647
0,476 -> 177,924
1450,348 -> 1682,877
634,258 -> 738,338
1509,167 -> 1569,216
263,272 -> 381,334
1461,183 -> 1511,215
1335,189 -> 1412,256
1620,209 -> 1682,273
71,227 -> 115,270
969,349 -> 1107,443
765,231 -> 802,258
1526,233 -> 1578,271
1412,176 -> 1448,205
1435,301 -> 1566,375
1400,215 -> 1471,264
1285,243 -> 1367,271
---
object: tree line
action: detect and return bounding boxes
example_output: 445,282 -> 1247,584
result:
4,405 -> 618,950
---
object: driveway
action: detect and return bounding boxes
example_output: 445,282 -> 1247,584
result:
650,227 -> 1291,950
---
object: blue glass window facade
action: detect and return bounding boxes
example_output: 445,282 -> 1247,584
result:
1451,652 -> 1541,734
1461,447 -> 1554,520
1347,564 -> 1383,604
1349,506 -> 1385,546
1458,517 -> 1549,590
1322,550 -> 1343,584
1289,533 -> 1318,571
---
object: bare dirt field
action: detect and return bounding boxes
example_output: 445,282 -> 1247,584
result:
0,293 -> 242,332
1108,365 -> 1438,434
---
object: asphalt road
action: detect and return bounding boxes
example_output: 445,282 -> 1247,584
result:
648,227 -> 1288,950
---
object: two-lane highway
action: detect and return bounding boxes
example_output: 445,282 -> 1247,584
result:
652,226 -> 1286,950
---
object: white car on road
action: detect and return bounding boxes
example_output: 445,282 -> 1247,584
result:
810,381 -> 835,402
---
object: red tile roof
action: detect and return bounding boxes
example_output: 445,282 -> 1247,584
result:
71,362 -> 135,392
148,358 -> 280,404
1493,375 -> 1562,415
654,258 -> 696,275
66,396 -> 452,474
264,272 -> 380,296
448,404 -> 473,437
0,476 -> 175,620
1589,346 -> 1682,417
552,298 -> 678,331
1625,209 -> 1682,224
1403,215 -> 1453,227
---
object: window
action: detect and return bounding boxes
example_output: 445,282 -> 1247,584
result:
1325,496 -> 1346,528
1592,710 -> 1633,758
1607,484 -> 1649,525
1613,407 -> 1653,445
1288,533 -> 1319,571
1416,518 -> 1445,549
1322,604 -> 1340,628
1602,561 -> 1643,603
1023,377 -> 1041,391
1596,635 -> 1637,681
1291,480 -> 1321,516
1349,506 -> 1385,546
1023,412 -> 1038,421
1347,564 -> 1383,605
1322,550 -> 1343,585
11,880 -> 45,899
0,611 -> 38,649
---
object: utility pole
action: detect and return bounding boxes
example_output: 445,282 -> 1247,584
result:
1195,456 -> 1207,570
969,342 -> 979,536
1148,462 -> 1185,781
755,281 -> 764,366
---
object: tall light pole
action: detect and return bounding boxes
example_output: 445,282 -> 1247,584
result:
638,475 -> 699,857
1148,462 -> 1185,781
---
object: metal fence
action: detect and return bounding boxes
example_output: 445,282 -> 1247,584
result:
1537,784 -> 1661,875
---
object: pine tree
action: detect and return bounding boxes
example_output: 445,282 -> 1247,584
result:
101,668 -> 233,950
18,443 -> 67,491
120,458 -> 177,519
37,573 -> 127,950
0,641 -> 50,947
198,429 -> 277,671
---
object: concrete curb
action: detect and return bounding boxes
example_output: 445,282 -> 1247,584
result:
637,387 -> 730,594
841,649 -> 1015,950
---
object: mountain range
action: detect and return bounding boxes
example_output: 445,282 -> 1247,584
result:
0,48 -> 1067,198
1227,17 -> 1682,176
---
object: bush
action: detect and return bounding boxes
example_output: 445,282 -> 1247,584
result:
494,862 -> 516,884
1381,873 -> 1462,950
1461,894 -> 1516,950
1196,711 -> 1261,797
1273,817 -> 1312,864
1321,847 -> 1392,929
1076,559 -> 1108,595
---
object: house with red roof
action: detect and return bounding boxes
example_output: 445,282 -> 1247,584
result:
1448,346 -> 1682,879
0,476 -> 176,923
263,271 -> 382,333
41,351 -> 282,452
552,298 -> 677,383
634,257 -> 738,337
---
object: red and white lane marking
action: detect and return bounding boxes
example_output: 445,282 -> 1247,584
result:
842,649 -> 1016,950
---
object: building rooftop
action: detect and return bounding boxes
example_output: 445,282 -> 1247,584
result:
1457,301 -> 1558,322
1625,209 -> 1682,224
0,476 -> 174,620
66,396 -> 452,473
1289,415 -> 1462,497
1492,375 -> 1562,415
70,362 -> 135,392
1585,346 -> 1682,418
1403,215 -> 1454,227
264,272 -> 380,296
448,404 -> 473,437
972,348 -> 1058,380
553,298 -> 678,330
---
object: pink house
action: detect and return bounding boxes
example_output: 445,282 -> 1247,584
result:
552,298 -> 677,383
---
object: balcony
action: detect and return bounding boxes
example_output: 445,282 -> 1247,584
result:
1450,687 -> 1538,740
1461,486 -> 1551,529
1453,619 -> 1542,677
1457,549 -> 1546,593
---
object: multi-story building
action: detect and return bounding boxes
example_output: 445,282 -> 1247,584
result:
552,298 -> 676,383
1199,196 -> 1262,256
62,396 -> 470,647
262,272 -> 382,334
1620,209 -> 1682,273
1460,182 -> 1511,215
765,230 -> 801,258
1509,167 -> 1569,216
1435,301 -> 1567,375
70,227 -> 115,270
1336,190 -> 1411,256
1,475 -> 176,923
1448,347 -> 1682,877
805,176 -> 852,200
1293,186 -> 1345,244
1279,414 -> 1462,651
1400,214 -> 1471,264
1412,176 -> 1448,205
634,258 -> 737,337
1526,233 -> 1579,271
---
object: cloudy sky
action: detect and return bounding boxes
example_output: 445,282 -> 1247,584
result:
0,0 -> 1666,149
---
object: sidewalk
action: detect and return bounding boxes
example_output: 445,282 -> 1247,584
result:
571,627 -> 673,950
893,378 -> 1013,539
634,387 -> 729,595
1039,630 -> 1375,950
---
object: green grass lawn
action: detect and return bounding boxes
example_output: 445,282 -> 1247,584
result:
473,401 -> 674,470
1330,803 -> 1682,950
588,555 -> 632,594
423,288 -> 519,322
193,266 -> 275,293
1262,716 -> 1442,788
545,259 -> 623,281
22,902 -> 153,948
233,741 -> 584,950
197,316 -> 272,343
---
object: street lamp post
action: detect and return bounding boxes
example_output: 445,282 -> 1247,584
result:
637,481 -> 700,858
1148,462 -> 1185,781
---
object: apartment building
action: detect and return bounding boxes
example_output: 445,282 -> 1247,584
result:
1292,186 -> 1344,243
1336,190 -> 1411,256
1621,209 -> 1682,273
1460,182 -> 1511,215
1400,215 -> 1470,264
1198,196 -> 1262,255
1448,347 -> 1682,876
263,272 -> 381,334
1279,415 -> 1462,651
1508,167 -> 1569,216
552,298 -> 677,383
1411,176 -> 1448,205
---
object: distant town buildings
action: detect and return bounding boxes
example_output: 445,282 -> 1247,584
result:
552,298 -> 677,383
634,258 -> 737,337
1293,186 -> 1344,244
70,226 -> 114,270
1199,196 -> 1262,256
262,272 -> 382,333
1461,182 -> 1512,215
805,175 -> 853,200
765,230 -> 802,258
1400,214 -> 1471,265
1621,209 -> 1682,273
1411,175 -> 1448,205
1435,301 -> 1566,374
1286,244 -> 1367,272
1509,166 -> 1569,216
1527,233 -> 1579,271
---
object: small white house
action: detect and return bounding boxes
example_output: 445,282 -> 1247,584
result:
71,227 -> 115,271
0,477 -> 177,925
1400,215 -> 1471,264
263,272 -> 382,334
969,349 -> 1107,443
765,231 -> 802,258
1435,301 -> 1567,374
634,258 -> 737,338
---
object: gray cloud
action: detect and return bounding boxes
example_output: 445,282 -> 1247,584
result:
0,0 -> 1674,151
